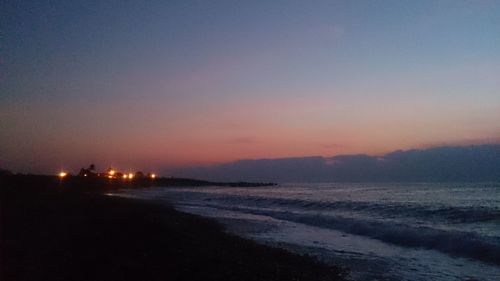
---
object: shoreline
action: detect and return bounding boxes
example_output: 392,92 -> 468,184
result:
0,175 -> 348,281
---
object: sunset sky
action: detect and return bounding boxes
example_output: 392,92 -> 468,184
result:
1,0 -> 499,174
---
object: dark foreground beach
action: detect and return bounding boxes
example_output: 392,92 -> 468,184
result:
0,175 -> 348,281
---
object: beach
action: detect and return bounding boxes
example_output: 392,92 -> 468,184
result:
0,175 -> 347,281
119,183 -> 500,281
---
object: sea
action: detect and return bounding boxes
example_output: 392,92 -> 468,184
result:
113,182 -> 500,281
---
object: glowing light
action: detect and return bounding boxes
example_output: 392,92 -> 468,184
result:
108,175 -> 113,179
109,169 -> 115,176
128,173 -> 134,179
123,174 -> 128,179
151,173 -> 156,179
59,171 -> 67,178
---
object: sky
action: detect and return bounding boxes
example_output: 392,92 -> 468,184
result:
1,0 -> 499,174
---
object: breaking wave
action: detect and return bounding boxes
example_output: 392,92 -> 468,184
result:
201,195 -> 500,223
194,203 -> 500,265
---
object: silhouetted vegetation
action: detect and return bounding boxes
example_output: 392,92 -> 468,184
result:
55,163 -> 275,189
0,168 -> 13,176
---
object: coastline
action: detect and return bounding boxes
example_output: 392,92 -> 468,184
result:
0,175 -> 348,281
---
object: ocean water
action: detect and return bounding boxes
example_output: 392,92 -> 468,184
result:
115,182 -> 500,281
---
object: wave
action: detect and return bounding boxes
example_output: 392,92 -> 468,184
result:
193,203 -> 500,265
199,194 -> 500,223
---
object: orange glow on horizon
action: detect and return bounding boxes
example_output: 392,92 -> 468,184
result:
24,97 -> 498,172
59,171 -> 67,178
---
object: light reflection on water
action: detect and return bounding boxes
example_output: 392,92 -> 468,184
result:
116,182 -> 500,281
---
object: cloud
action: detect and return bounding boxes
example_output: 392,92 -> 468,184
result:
171,144 -> 500,182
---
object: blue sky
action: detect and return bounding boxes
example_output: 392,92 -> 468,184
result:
1,0 -> 499,173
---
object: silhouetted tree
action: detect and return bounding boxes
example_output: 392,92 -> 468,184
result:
78,164 -> 97,177
0,168 -> 13,176
135,171 -> 144,179
78,168 -> 88,177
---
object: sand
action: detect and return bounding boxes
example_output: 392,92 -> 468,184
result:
0,175 -> 348,281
